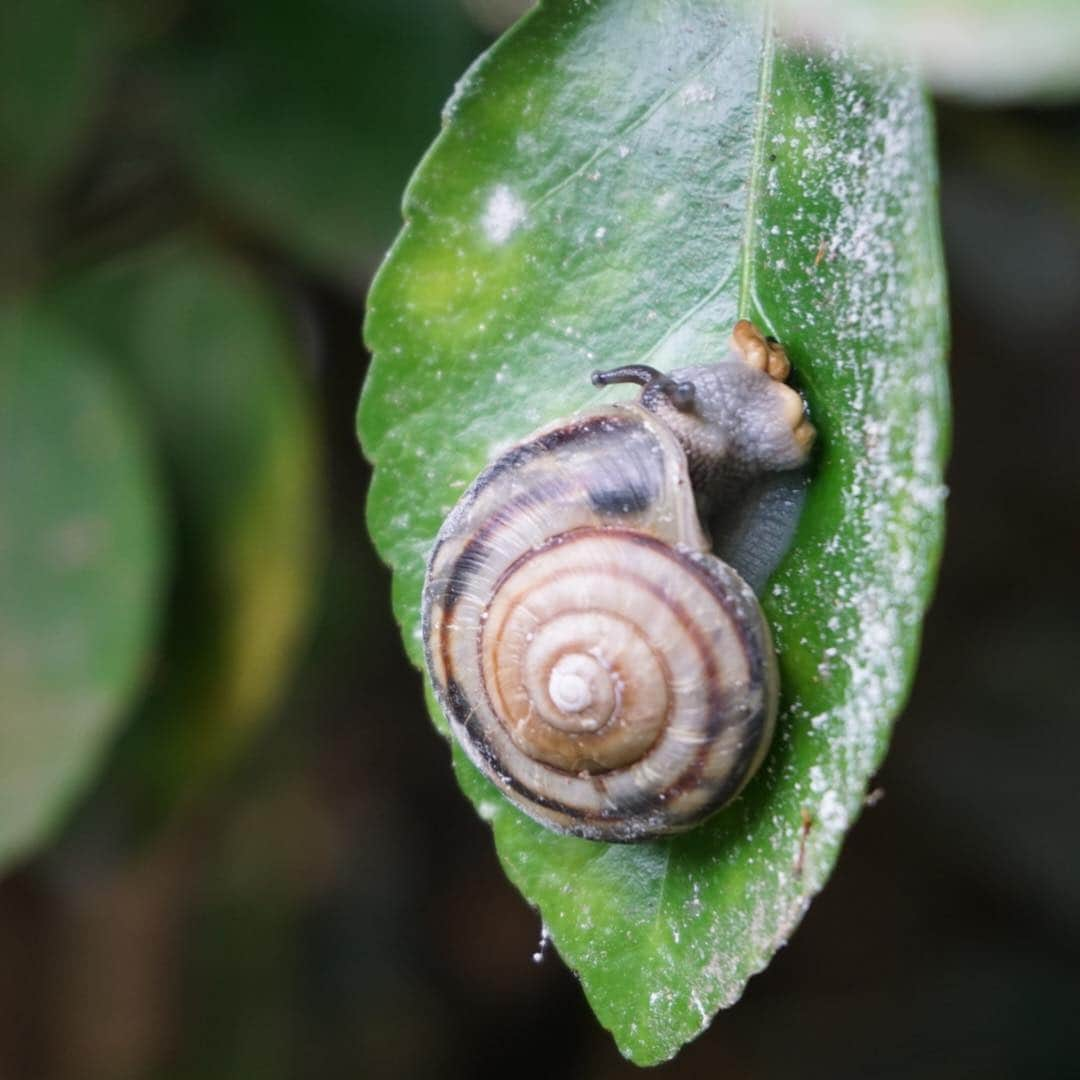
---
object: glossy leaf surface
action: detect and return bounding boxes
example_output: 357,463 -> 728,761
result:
0,307 -> 165,870
360,1 -> 948,1063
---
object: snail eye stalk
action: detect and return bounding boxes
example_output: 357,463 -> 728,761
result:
591,366 -> 696,413
591,364 -> 665,389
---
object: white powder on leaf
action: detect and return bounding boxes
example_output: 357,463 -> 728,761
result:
481,184 -> 526,244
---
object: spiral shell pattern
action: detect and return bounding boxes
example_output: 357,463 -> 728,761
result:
423,406 -> 777,841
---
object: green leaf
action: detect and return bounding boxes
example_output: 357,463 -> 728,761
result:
360,0 -> 948,1065
154,0 -> 482,279
767,0 -> 1080,102
49,239 -> 321,835
0,306 -> 166,871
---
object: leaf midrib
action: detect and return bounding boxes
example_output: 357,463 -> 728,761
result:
737,5 -> 776,321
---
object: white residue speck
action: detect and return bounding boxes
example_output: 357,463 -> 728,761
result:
532,923 -> 551,964
690,991 -> 708,1023
680,81 -> 716,105
819,790 -> 849,834
481,184 -> 526,244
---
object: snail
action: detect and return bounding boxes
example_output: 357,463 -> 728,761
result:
422,320 -> 815,842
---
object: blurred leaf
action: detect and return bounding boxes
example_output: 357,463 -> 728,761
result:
766,0 -> 1080,102
0,0 -> 112,192
0,306 -> 166,871
0,0 -> 116,284
360,0 -> 948,1064
153,0 -> 482,280
50,239 -> 321,834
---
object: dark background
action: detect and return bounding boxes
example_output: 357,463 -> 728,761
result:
1,2 -> 1078,1077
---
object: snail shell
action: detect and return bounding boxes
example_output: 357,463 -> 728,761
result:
423,321 -> 815,842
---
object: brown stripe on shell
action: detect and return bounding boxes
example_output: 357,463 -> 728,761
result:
482,412 -> 643,482
433,476 -> 572,618
448,678 -> 593,822
430,412 -> 666,619
440,615 -> 598,822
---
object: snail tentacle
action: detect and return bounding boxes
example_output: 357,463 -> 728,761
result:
592,365 -> 697,413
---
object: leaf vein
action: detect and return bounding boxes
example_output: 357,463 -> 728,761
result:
633,263 -> 740,369
528,40 -> 734,215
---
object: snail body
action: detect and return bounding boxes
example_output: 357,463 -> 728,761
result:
422,321 -> 815,842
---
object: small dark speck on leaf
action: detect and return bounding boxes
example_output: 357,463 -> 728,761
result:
794,807 -> 814,877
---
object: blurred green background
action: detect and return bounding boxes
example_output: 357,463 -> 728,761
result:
1,1 -> 1078,1077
